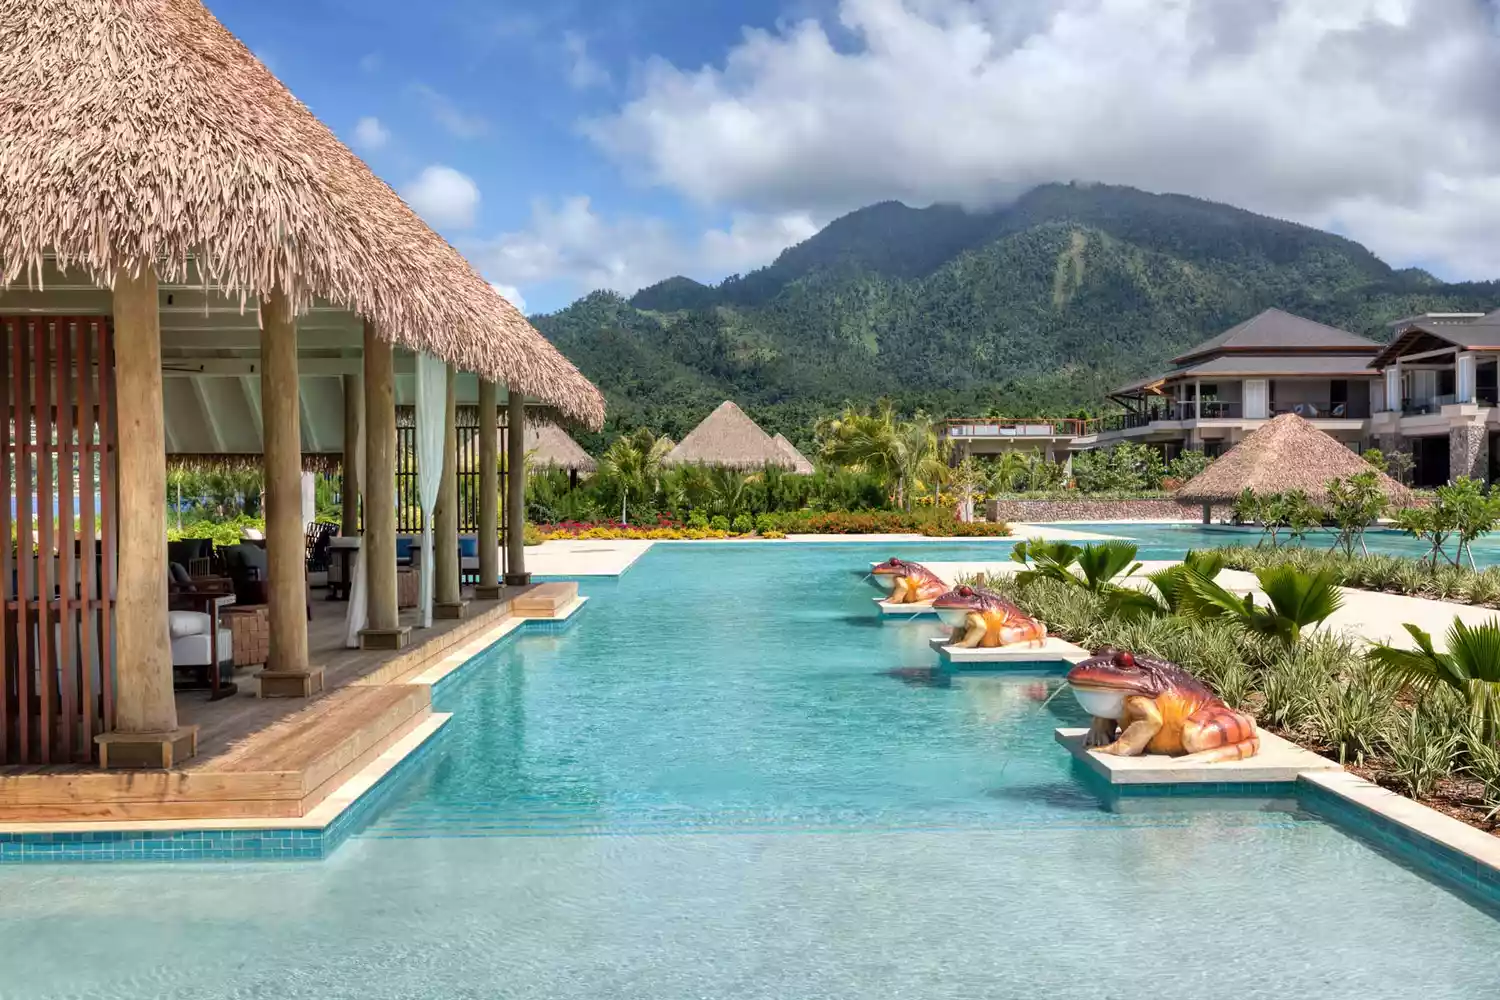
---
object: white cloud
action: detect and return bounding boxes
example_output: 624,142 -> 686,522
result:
490,282 -> 528,314
402,165 -> 481,229
352,116 -> 390,151
563,32 -> 610,90
468,196 -> 819,301
588,0 -> 1500,280
409,83 -> 490,139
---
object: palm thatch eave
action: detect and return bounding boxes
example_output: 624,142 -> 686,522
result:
1173,414 -> 1412,506
0,0 -> 602,429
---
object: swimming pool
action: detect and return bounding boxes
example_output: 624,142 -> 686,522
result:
1,543 -> 1497,998
1057,522 -> 1500,566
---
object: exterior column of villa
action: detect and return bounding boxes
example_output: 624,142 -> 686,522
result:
474,379 -> 503,600
258,290 -> 323,698
434,365 -> 467,618
359,321 -> 408,649
96,263 -> 198,768
504,390 -> 531,586
341,374 -> 362,537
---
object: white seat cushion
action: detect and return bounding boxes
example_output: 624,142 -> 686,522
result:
171,629 -> 232,667
168,610 -> 211,639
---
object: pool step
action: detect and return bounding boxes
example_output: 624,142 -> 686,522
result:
513,581 -> 579,617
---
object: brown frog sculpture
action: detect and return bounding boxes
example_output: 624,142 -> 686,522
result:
931,585 -> 1047,648
1067,648 -> 1259,762
871,557 -> 948,605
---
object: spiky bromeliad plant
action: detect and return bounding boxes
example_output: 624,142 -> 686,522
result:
1178,565 -> 1344,647
1367,617 -> 1500,739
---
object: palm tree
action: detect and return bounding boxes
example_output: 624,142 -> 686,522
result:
1368,617 -> 1500,738
598,428 -> 673,524
816,404 -> 901,492
892,411 -> 950,511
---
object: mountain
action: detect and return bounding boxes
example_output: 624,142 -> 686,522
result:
533,183 -> 1500,451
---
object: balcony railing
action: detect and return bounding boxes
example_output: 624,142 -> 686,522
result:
1177,400 -> 1242,419
1402,394 -> 1457,416
1269,401 -> 1368,419
942,417 -> 1085,438
1082,411 -> 1163,435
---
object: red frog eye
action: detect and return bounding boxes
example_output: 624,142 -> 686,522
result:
1118,651 -> 1136,668
957,586 -> 972,596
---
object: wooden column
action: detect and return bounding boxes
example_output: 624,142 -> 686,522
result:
474,379 -> 502,599
505,390 -> 530,586
257,290 -> 323,698
359,322 -> 408,649
96,264 -> 197,768
341,374 -> 362,537
433,365 -> 466,618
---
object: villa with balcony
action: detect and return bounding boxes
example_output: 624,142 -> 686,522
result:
1368,310 -> 1500,487
1073,309 -> 1383,460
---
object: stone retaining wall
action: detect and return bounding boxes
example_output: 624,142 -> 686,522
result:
986,498 -> 1232,523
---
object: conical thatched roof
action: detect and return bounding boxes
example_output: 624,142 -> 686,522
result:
1175,414 -> 1411,505
0,0 -> 602,428
664,401 -> 801,470
772,433 -> 815,474
524,423 -> 596,474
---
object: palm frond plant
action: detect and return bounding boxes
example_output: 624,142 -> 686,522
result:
1367,617 -> 1500,739
1108,549 -> 1226,620
1179,565 -> 1343,647
1010,538 -> 1083,587
1073,541 -> 1144,595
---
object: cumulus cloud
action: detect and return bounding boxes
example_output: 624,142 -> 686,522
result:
409,83 -> 490,139
468,197 -> 819,302
402,165 -> 481,229
587,0 -> 1500,279
352,116 -> 390,151
490,282 -> 528,314
564,32 -> 610,90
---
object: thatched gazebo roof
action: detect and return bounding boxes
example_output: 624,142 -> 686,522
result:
772,433 -> 815,474
1174,414 -> 1411,505
524,423 -> 597,474
0,0 -> 602,428
664,401 -> 802,470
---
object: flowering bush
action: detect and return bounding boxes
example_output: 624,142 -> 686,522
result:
529,509 -> 1011,541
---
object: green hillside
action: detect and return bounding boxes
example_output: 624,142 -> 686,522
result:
533,183 -> 1500,451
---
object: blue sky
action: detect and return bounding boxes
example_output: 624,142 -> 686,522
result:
212,0 -> 1500,315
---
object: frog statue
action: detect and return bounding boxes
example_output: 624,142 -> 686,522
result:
1066,648 -> 1260,763
870,557 -> 949,605
931,585 -> 1048,648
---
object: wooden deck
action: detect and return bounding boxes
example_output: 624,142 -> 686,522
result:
0,585 -> 539,822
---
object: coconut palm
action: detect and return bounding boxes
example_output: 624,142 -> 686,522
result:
597,428 -> 673,524
1368,617 -> 1500,738
892,411 -> 950,511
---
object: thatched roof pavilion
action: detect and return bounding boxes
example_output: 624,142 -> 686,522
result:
664,401 -> 805,470
0,0 -> 602,427
772,433 -> 816,474
1175,414 -> 1411,508
525,423 -> 597,474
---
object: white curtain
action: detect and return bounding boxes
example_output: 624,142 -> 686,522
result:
415,353 -> 446,628
343,398 -> 368,648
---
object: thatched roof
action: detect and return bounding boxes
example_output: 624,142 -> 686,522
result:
1174,414 -> 1411,505
525,423 -> 596,473
0,0 -> 602,428
664,401 -> 802,470
772,433 -> 815,474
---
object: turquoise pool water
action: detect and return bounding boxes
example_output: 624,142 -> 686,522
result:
2,542 -> 1498,997
1060,522 -> 1500,565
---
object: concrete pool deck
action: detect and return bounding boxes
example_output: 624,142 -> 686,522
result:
1056,728 -> 1340,786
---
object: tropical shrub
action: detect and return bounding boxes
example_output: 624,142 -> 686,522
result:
1178,565 -> 1343,647
1071,442 -> 1167,492
731,513 -> 754,534
1324,471 -> 1388,557
1367,617 -> 1500,739
709,515 -> 730,532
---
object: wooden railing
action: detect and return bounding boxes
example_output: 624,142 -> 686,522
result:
2,316 -> 118,765
942,417 -> 1087,438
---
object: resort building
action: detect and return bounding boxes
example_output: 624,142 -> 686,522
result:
1368,310 -> 1500,487
663,400 -> 814,470
1071,309 -> 1383,459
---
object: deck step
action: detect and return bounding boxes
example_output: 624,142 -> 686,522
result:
513,582 -> 578,616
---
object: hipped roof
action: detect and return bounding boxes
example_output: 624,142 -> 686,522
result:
0,0 -> 602,428
664,401 -> 804,470
1174,414 -> 1410,505
1171,309 -> 1378,364
1371,309 -> 1500,368
524,423 -> 597,473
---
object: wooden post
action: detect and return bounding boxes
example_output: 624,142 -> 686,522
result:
505,390 -> 530,586
475,379 -> 502,599
359,321 -> 408,649
257,289 -> 323,698
341,374 -> 362,537
96,263 -> 198,768
433,365 -> 467,618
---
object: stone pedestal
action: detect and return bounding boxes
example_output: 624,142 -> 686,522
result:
474,584 -> 504,601
434,600 -> 470,620
359,627 -> 412,651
